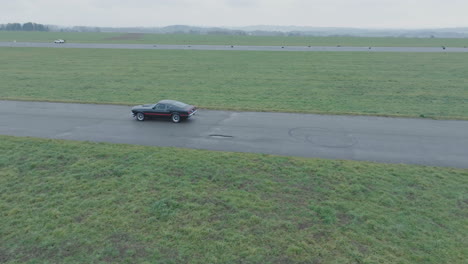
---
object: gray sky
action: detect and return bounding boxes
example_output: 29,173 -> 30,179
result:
1,0 -> 467,29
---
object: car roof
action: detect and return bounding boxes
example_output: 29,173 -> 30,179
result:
158,100 -> 184,105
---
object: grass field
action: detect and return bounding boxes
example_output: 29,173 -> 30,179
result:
0,135 -> 466,263
1,47 -> 467,119
1,31 -> 468,47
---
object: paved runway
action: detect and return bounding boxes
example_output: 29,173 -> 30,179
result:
2,41 -> 468,52
1,100 -> 467,168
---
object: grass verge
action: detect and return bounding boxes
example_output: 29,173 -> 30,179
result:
1,47 -> 468,119
1,31 -> 468,47
0,135 -> 467,263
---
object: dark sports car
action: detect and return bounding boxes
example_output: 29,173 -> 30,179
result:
131,100 -> 197,123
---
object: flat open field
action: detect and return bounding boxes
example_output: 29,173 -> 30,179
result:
1,47 -> 467,119
1,135 -> 466,263
1,31 -> 468,47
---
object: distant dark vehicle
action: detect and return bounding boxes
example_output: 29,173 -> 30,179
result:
131,100 -> 197,123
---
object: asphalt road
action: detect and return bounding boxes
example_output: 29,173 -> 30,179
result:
1,100 -> 467,168
2,41 -> 468,52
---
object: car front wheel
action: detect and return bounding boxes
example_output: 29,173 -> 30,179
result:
136,112 -> 145,121
171,113 -> 181,123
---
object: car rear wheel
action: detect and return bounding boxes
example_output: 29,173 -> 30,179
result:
171,113 -> 181,123
136,112 -> 145,121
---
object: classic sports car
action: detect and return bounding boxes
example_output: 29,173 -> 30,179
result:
131,100 -> 197,123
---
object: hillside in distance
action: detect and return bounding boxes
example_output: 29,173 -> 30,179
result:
231,25 -> 468,38
52,24 -> 468,38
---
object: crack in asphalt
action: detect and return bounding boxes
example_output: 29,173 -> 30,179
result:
209,134 -> 234,138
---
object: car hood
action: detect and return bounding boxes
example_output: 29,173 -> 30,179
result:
132,104 -> 155,110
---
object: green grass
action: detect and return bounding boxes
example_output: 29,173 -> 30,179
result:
1,31 -> 468,47
0,135 -> 467,263
1,47 -> 468,119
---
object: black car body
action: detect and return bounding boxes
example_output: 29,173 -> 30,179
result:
131,100 -> 197,123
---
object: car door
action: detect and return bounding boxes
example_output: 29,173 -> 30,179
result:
151,103 -> 171,117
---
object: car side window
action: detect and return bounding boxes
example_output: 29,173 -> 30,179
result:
156,104 -> 166,110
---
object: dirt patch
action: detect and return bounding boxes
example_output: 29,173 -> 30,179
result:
338,212 -> 353,225
352,240 -> 369,255
14,240 -> 93,262
311,231 -> 329,240
101,233 -> 149,262
297,221 -> 313,230
0,248 -> 11,263
105,33 -> 146,41
457,198 -> 468,209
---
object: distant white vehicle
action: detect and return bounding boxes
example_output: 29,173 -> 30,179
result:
54,39 -> 65,44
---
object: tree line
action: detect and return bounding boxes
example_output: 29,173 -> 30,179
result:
0,22 -> 49,31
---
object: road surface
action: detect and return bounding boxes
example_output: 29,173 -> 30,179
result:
1,100 -> 467,168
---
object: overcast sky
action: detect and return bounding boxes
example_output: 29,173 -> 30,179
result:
1,0 -> 467,29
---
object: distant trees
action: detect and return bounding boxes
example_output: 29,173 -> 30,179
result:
5,23 -> 22,31
0,22 -> 49,31
207,30 -> 247,36
22,22 -> 33,31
